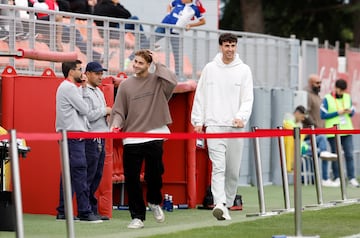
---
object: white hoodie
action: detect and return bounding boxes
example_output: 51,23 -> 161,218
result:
191,53 -> 254,127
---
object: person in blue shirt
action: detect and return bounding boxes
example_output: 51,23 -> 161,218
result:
155,0 -> 206,79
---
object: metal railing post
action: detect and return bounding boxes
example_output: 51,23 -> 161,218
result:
277,127 -> 319,237
275,126 -> 292,212
304,125 -> 336,209
59,130 -> 75,238
328,124 -> 357,204
309,126 -> 323,204
293,127 -> 302,236
9,130 -> 24,238
246,127 -> 278,217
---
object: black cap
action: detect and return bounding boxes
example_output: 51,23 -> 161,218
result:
295,105 -> 306,114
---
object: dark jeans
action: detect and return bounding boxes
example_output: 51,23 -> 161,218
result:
57,139 -> 91,216
155,26 -> 180,76
85,138 -> 105,214
123,140 -> 164,221
304,135 -> 332,180
327,135 -> 355,180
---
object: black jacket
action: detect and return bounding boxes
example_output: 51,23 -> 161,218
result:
93,0 -> 131,28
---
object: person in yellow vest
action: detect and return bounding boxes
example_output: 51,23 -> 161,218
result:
0,126 -> 10,190
283,105 -> 337,173
0,127 -> 7,135
283,105 -> 309,172
320,79 -> 359,187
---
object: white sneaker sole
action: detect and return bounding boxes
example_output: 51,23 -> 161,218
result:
80,220 -> 103,224
127,224 -> 144,229
154,216 -> 165,223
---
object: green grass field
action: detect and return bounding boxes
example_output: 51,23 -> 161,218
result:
1,185 -> 360,238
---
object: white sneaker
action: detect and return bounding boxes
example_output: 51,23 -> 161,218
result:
333,178 -> 340,187
127,218 -> 144,229
212,203 -> 231,221
321,179 -> 339,187
148,203 -> 165,223
349,178 -> 360,187
222,207 -> 231,220
319,151 -> 338,160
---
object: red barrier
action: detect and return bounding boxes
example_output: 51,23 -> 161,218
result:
16,49 -> 78,62
0,68 -> 204,215
0,66 -> 113,217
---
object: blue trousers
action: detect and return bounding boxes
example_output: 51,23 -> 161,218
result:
123,140 -> 164,221
85,138 -> 105,214
326,135 -> 355,180
57,139 -> 91,216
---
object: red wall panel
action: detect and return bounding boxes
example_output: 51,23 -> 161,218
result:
1,67 -> 209,215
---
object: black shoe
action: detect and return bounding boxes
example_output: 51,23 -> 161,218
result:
96,214 -> 110,221
79,213 -> 103,223
56,213 -> 80,222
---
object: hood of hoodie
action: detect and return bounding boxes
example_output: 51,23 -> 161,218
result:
213,52 -> 243,68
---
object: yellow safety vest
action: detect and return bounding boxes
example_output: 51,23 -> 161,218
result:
283,118 -> 308,172
324,93 -> 353,138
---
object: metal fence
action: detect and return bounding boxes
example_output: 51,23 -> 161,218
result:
0,4 -> 299,88
1,4 -> 327,186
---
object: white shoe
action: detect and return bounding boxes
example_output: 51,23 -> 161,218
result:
349,178 -> 360,187
321,179 -> 339,187
148,203 -> 165,223
222,207 -> 231,220
212,204 -> 231,221
333,178 -> 340,187
319,151 -> 338,160
127,218 -> 144,229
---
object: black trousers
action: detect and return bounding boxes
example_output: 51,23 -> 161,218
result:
123,140 -> 164,221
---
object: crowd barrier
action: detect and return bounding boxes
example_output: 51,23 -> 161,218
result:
2,126 -> 360,237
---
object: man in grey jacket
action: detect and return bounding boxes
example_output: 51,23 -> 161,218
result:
55,60 -> 102,223
83,62 -> 112,220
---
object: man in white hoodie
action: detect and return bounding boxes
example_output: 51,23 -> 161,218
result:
191,33 -> 253,221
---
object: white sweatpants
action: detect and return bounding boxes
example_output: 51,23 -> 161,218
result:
206,126 -> 244,207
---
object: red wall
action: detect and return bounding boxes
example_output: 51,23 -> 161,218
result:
1,67 -> 210,216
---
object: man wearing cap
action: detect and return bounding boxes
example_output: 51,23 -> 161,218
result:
83,62 -> 112,220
